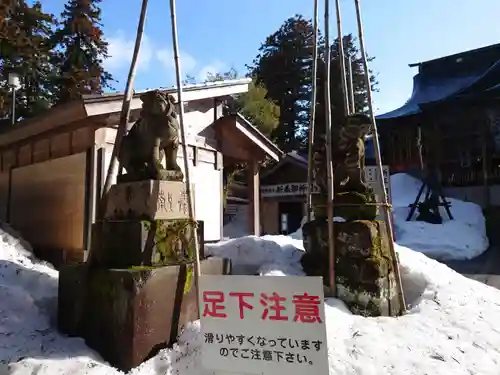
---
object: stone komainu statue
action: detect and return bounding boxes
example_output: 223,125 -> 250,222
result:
118,90 -> 183,181
312,113 -> 372,194
310,113 -> 374,219
334,113 -> 372,193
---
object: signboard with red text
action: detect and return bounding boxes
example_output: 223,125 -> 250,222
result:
199,275 -> 329,375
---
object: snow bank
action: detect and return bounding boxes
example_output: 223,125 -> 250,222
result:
2,214 -> 499,375
208,234 -> 500,375
0,223 -> 108,374
207,235 -> 305,276
391,173 -> 489,260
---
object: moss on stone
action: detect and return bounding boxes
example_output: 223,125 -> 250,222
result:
334,220 -> 392,297
184,264 -> 194,295
367,220 -> 393,273
334,191 -> 379,220
128,262 -> 193,295
141,218 -> 197,266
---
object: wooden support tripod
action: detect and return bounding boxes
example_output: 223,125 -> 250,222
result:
407,126 -> 453,223
406,168 -> 454,223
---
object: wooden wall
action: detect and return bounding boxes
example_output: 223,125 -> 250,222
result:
0,172 -> 9,221
261,162 -> 307,186
0,119 -> 96,264
10,152 -> 88,263
379,121 -> 421,173
0,121 -> 94,172
261,200 -> 279,235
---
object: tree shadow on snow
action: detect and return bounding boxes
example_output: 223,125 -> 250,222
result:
0,261 -> 104,370
440,246 -> 500,276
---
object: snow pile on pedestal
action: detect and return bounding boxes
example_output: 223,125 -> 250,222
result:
391,173 -> 489,260
2,221 -> 500,374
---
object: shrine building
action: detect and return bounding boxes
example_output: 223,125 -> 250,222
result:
376,43 -> 500,208
0,78 -> 281,266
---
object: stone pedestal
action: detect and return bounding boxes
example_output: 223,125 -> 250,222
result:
58,178 -> 218,371
58,264 -> 88,336
58,257 -> 231,372
91,219 -> 204,268
301,219 -> 401,317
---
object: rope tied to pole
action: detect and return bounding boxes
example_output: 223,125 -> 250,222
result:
316,202 -> 393,208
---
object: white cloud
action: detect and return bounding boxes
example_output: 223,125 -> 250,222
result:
105,30 -> 153,71
104,29 -> 230,84
156,49 -> 197,75
196,60 -> 229,82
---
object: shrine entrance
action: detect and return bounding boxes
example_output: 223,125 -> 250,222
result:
278,201 -> 303,235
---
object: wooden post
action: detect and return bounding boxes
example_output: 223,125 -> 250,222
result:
432,119 -> 443,184
335,0 -> 350,116
99,0 -> 149,211
354,0 -> 406,314
90,0 -> 149,265
247,160 -> 261,236
324,0 -> 337,297
347,56 -> 355,114
306,0 -> 319,223
169,0 -> 202,318
481,112 -> 491,208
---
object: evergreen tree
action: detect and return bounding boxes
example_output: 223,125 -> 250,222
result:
0,0 -> 56,123
236,79 -> 280,137
200,68 -> 280,136
198,68 -> 280,207
248,16 -> 378,152
247,15 -> 315,152
52,0 -> 114,104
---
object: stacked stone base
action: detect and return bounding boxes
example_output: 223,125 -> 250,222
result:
58,179 -> 225,371
58,258 -> 231,371
301,219 -> 401,317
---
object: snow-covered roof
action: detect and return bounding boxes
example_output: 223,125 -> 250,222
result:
378,44 -> 500,121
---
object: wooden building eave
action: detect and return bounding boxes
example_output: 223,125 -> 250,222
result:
213,114 -> 283,163
0,78 -> 253,151
0,101 -> 88,148
83,78 -> 251,117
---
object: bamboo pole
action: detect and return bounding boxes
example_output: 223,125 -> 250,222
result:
353,0 -> 406,314
306,0 -> 319,223
324,0 -> 336,296
169,0 -> 202,318
334,0 -> 350,116
97,0 -> 149,222
347,56 -> 355,114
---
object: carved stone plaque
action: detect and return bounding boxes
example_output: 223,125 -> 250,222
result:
105,180 -> 193,220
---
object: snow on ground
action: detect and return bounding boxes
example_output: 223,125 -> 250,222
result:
224,173 -> 489,260
391,173 -> 489,260
1,213 -> 500,375
227,172 -> 489,261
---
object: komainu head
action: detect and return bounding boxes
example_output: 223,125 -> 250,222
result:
139,90 -> 177,118
345,113 -> 371,135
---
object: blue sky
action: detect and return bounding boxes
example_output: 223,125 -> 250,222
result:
44,0 -> 500,115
